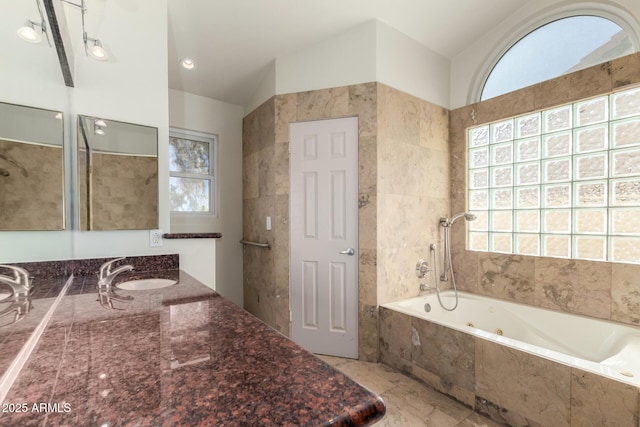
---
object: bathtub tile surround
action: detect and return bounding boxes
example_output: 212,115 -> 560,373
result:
612,263 -> 640,325
449,53 -> 640,328
476,340 -> 571,427
571,370 -> 639,427
243,82 -> 450,361
534,258 -> 612,319
411,316 -> 475,407
379,305 -> 640,426
478,253 -> 535,305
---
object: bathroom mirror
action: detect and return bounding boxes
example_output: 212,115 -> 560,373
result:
77,115 -> 158,231
0,102 -> 65,231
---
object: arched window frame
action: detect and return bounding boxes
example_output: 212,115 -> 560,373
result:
469,4 -> 640,104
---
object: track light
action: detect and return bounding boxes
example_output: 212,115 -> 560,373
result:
62,0 -> 110,61
85,35 -> 108,61
17,1 -> 51,46
17,20 -> 44,43
94,118 -> 106,135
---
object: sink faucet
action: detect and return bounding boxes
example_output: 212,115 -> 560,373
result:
0,265 -> 32,298
0,295 -> 31,325
98,257 -> 134,288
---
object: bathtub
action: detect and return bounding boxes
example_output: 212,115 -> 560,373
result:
382,290 -> 640,388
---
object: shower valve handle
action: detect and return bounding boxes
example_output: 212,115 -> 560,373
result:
416,259 -> 432,278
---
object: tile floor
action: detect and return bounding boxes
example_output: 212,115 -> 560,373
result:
317,355 -> 501,427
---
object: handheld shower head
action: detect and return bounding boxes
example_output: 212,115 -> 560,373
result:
440,212 -> 476,227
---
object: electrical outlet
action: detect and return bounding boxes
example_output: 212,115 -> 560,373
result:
150,229 -> 163,247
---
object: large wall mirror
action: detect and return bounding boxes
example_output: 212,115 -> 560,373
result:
77,115 -> 158,231
0,102 -> 65,231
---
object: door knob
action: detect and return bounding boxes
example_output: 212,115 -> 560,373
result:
339,248 -> 355,256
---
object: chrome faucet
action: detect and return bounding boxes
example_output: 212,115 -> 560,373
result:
419,283 -> 435,293
0,265 -> 32,298
0,295 -> 31,325
98,257 -> 134,288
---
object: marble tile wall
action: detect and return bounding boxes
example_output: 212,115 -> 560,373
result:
379,307 -> 640,426
449,53 -> 640,327
242,84 -> 381,360
88,152 -> 158,231
242,83 -> 448,361
0,139 -> 64,230
376,84 -> 450,305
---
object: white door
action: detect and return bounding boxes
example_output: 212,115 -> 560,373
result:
290,117 -> 359,358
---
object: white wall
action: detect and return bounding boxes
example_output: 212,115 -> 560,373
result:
245,61 -> 276,118
274,20 -> 377,97
376,20 -> 450,108
1,0 -> 218,293
169,89 -> 244,306
270,19 -> 450,110
450,0 -> 640,109
0,0 -> 73,262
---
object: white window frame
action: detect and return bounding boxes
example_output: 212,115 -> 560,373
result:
169,128 -> 218,217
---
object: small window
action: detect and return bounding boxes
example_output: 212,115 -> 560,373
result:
169,129 -> 217,215
482,16 -> 634,101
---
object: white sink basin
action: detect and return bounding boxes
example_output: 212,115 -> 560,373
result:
116,278 -> 177,291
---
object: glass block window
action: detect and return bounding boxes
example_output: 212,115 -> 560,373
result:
169,129 -> 217,214
467,86 -> 640,263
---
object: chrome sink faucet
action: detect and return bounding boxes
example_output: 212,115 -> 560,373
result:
0,265 -> 32,298
98,257 -> 134,288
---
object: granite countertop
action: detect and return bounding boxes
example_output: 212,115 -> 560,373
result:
1,270 -> 385,426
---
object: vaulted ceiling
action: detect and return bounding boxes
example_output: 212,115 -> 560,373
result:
167,0 -> 530,107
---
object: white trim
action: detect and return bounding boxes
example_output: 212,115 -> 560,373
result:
168,127 -> 219,217
469,2 -> 640,105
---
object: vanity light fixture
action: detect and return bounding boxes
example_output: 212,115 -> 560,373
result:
61,0 -> 110,61
94,125 -> 105,136
94,119 -> 107,127
17,1 -> 51,46
180,58 -> 196,70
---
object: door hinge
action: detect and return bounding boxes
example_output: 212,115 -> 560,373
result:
288,142 -> 291,154
289,310 -> 292,323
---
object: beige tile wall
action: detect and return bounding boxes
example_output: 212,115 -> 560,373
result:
0,139 -> 64,231
380,306 -> 640,426
242,83 -> 450,361
87,153 -> 158,230
449,53 -> 640,327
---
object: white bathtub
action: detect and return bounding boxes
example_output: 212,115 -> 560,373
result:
382,290 -> 640,388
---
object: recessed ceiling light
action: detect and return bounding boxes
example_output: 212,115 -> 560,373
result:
180,58 -> 196,70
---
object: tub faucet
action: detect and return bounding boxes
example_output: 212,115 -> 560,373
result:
98,257 -> 134,288
419,283 -> 437,294
0,265 -> 32,298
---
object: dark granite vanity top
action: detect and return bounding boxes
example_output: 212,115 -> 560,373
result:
1,269 -> 385,426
